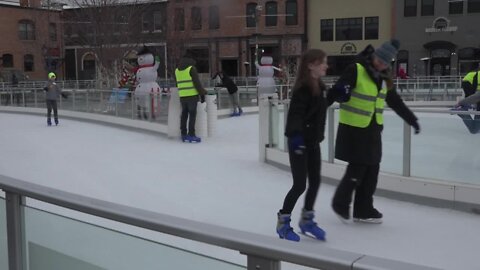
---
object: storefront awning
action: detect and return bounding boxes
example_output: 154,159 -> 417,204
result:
423,40 -> 456,51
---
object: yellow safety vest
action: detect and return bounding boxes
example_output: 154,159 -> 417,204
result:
339,63 -> 388,128
175,66 -> 199,97
462,71 -> 480,91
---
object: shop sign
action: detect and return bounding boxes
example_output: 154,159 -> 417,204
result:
425,17 -> 458,33
340,42 -> 357,55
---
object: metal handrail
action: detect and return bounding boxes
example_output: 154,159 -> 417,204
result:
0,174 -> 439,270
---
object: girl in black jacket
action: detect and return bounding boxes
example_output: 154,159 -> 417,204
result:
276,49 -> 328,241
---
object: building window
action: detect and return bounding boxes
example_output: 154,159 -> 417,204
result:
18,20 -> 35,40
467,0 -> 480,12
175,8 -> 185,31
449,0 -> 463,14
265,1 -> 277,27
285,0 -> 297,25
49,23 -> 57,42
209,6 -> 220,29
320,19 -> 333,41
153,11 -> 163,32
186,48 -> 209,73
335,18 -> 362,41
142,13 -> 150,31
421,0 -> 435,16
364,16 -> 379,40
404,0 -> 417,17
2,54 -> 13,68
246,3 -> 257,28
191,7 -> 202,30
24,54 -> 34,72
82,53 -> 96,71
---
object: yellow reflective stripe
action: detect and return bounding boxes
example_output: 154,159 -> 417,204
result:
375,108 -> 384,113
351,91 -> 377,101
340,104 -> 371,116
377,92 -> 386,99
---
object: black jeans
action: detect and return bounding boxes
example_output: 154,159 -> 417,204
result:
46,100 -> 58,120
280,141 -> 321,214
332,163 -> 380,216
180,95 -> 199,136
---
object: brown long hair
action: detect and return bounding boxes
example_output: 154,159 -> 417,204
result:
293,49 -> 327,96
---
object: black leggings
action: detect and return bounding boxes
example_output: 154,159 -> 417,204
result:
280,142 -> 321,214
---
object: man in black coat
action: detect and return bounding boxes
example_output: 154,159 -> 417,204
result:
328,39 -> 420,224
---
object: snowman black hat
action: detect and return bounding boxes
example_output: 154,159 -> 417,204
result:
138,45 -> 152,56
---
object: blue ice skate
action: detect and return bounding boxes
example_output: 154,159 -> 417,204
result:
54,118 -> 59,126
188,135 -> 201,143
182,135 -> 201,143
276,212 -> 300,242
299,210 -> 326,240
47,119 -> 52,126
238,107 -> 243,116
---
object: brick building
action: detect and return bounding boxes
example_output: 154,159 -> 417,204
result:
63,0 -> 168,81
0,0 -> 63,81
167,0 -> 305,77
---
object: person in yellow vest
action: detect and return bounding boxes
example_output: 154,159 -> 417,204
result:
451,65 -> 480,133
460,65 -> 480,99
328,39 -> 420,224
175,54 -> 207,142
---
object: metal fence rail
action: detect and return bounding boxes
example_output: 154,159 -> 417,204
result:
0,174 -> 440,270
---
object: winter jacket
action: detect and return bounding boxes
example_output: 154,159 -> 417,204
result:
44,81 -> 61,101
217,74 -> 238,94
328,45 -> 418,165
176,57 -> 207,96
284,83 -> 328,144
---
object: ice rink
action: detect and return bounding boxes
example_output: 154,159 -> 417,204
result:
1,113 -> 479,270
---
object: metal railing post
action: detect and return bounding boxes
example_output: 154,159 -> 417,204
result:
6,192 -> 25,270
86,89 -> 90,112
328,107 -> 335,163
403,122 -> 412,177
72,90 -> 76,111
247,255 -> 280,270
34,88 -> 37,108
115,90 -> 119,117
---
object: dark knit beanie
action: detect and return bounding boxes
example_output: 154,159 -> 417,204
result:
374,39 -> 400,66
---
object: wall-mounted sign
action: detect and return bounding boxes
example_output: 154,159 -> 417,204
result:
425,17 -> 458,33
340,42 -> 357,55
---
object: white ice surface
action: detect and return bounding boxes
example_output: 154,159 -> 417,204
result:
1,113 -> 479,270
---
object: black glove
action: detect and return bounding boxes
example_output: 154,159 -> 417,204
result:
412,121 -> 420,134
331,84 -> 351,102
200,95 -> 205,103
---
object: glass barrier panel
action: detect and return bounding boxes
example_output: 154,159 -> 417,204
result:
23,206 -> 245,270
0,197 -> 8,270
411,112 -> 480,185
380,112 -> 404,175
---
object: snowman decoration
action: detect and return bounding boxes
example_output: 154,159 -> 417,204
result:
255,52 -> 281,95
135,46 -> 160,119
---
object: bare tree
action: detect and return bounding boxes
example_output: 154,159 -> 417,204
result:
62,0 -> 158,86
